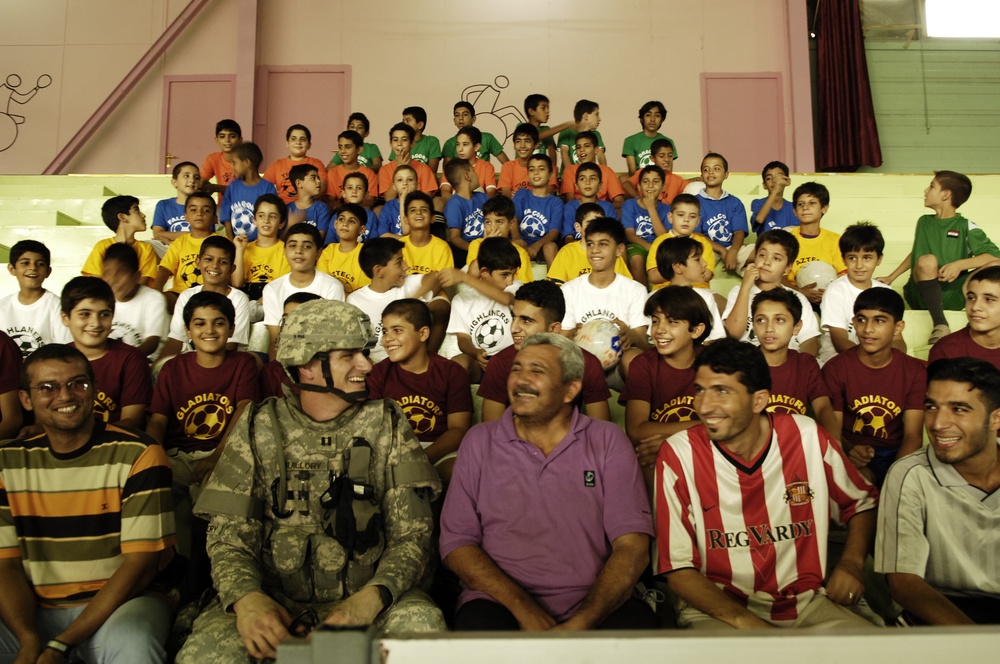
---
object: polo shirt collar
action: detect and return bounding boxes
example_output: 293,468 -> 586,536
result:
697,189 -> 731,201
498,407 -> 587,458
927,444 -> 1000,505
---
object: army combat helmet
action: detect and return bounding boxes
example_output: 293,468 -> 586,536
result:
277,299 -> 376,401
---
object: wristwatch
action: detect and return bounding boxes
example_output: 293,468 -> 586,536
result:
46,639 -> 73,658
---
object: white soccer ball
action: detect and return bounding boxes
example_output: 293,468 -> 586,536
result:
520,212 -> 547,239
795,260 -> 837,290
232,208 -> 256,237
576,318 -> 623,370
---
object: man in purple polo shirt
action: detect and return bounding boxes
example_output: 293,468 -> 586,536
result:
440,332 -> 657,630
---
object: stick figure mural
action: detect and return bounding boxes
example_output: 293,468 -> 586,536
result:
1,73 -> 51,152
460,75 -> 525,146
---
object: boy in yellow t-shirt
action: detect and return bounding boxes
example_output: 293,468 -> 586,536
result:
646,193 -> 715,290
466,195 -> 532,284
547,203 -> 630,285
402,191 -> 454,274
232,193 -> 290,303
317,203 -> 370,294
82,195 -> 159,286
785,181 -> 847,305
153,192 -> 217,310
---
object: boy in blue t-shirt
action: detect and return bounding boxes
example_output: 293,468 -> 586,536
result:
221,142 -> 278,241
561,162 -> 616,244
152,161 -> 201,252
444,159 -> 487,265
695,151 -> 750,272
621,164 -> 671,285
286,163 -> 332,243
750,160 -> 797,233
513,154 -> 563,267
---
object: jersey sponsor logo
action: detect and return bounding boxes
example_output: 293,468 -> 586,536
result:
849,395 -> 901,440
177,252 -> 203,290
166,215 -> 189,233
783,481 -> 814,505
463,209 -> 484,239
652,396 -> 696,423
7,326 -> 43,357
767,394 -> 806,415
634,214 -> 654,242
703,213 -> 733,244
471,310 -> 511,352
178,393 -> 234,440
707,519 -> 815,550
249,264 -> 276,283
398,394 -> 444,437
583,470 -> 596,487
636,149 -> 652,168
520,209 -> 550,239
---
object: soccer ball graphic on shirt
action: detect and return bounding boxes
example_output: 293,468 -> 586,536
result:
10,331 -> 40,356
403,404 -> 437,437
852,404 -> 891,439
474,316 -> 507,351
232,206 -> 256,237
185,403 -> 227,440
575,318 -> 623,370
178,263 -> 202,290
520,211 -> 548,239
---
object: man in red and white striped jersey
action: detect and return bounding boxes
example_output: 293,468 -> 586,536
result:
655,339 -> 879,629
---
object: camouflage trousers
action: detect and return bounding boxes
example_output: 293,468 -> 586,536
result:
175,589 -> 445,664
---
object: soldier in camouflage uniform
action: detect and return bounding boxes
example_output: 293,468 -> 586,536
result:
176,300 -> 445,663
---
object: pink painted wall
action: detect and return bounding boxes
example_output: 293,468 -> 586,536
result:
0,0 -> 814,175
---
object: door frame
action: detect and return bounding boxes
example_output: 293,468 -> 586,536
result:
253,65 -> 352,142
700,72 -> 786,166
160,74 -> 236,173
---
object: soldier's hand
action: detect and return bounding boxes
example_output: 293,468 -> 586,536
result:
323,586 -> 383,627
233,592 -> 292,660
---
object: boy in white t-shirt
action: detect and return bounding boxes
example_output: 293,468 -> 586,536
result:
819,221 -> 904,365
262,223 -> 345,359
346,237 -> 440,363
723,229 -> 820,355
0,240 -> 70,356
440,237 -> 522,383
161,236 -> 251,362
101,243 -> 168,359
653,236 -> 725,341
561,217 -> 649,384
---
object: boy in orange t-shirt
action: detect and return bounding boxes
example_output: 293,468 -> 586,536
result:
200,119 -> 242,204
326,129 -> 377,207
262,124 -> 328,203
498,123 -> 558,199
440,126 -> 496,200
622,138 -> 687,205
378,123 -> 439,199
560,131 -> 625,208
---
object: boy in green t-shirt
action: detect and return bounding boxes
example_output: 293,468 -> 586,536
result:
556,99 -> 606,171
880,170 -> 1000,345
621,100 -> 677,175
442,101 -> 509,167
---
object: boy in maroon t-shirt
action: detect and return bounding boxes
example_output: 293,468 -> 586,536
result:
823,288 -> 926,486
60,276 -> 151,430
929,265 -> 1000,367
366,298 -> 472,482
751,289 -> 838,438
621,286 -> 711,490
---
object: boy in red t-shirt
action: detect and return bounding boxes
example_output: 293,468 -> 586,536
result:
367,298 -> 472,482
378,123 -> 439,200
751,288 -> 838,437
498,123 -> 557,199
200,119 -> 242,203
439,126 -> 497,200
622,138 -> 687,205
823,288 -> 926,486
560,131 -> 625,208
327,130 -> 377,207
263,124 -> 329,203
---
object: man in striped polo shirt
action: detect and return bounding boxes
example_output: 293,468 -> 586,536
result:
655,339 -> 880,629
876,357 -> 1000,625
0,344 -> 176,663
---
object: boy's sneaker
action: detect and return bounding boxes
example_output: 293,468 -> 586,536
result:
928,324 -> 951,345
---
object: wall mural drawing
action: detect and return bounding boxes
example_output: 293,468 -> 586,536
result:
1,73 -> 51,152
460,75 -> 525,146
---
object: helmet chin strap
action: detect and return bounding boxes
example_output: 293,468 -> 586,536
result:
292,353 -> 370,403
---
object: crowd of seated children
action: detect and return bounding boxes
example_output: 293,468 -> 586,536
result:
221,142 -> 277,241
442,237 -> 522,383
442,100 -> 509,167
0,239 -> 70,356
262,124 -> 328,203
102,243 -> 168,359
83,195 -> 159,285
478,279 -> 611,422
367,298 -> 472,482
286,162 -> 332,239
151,161 -> 201,254
162,236 -> 250,361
